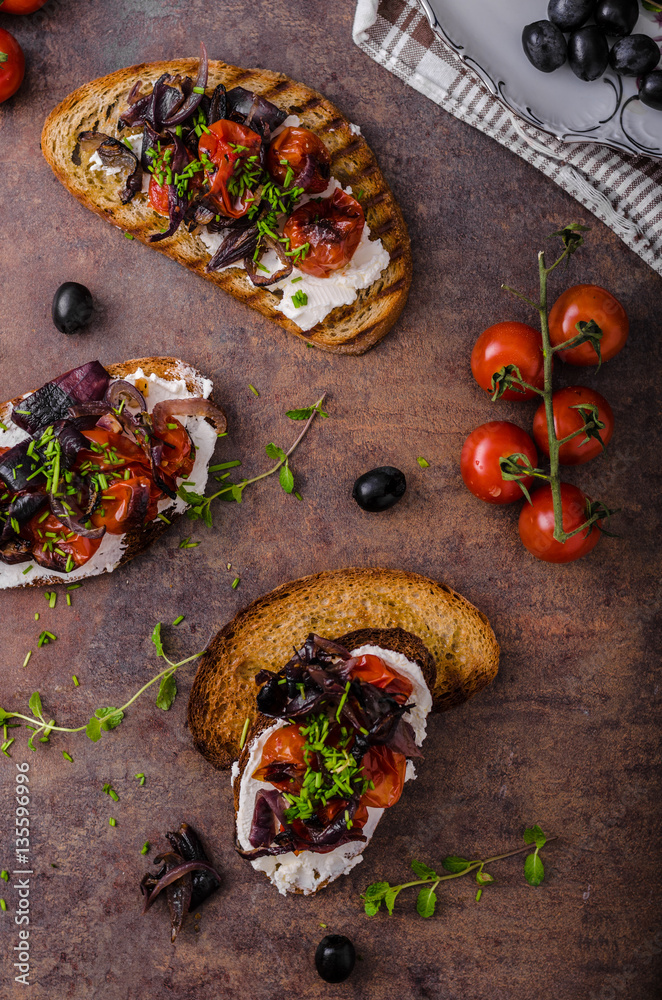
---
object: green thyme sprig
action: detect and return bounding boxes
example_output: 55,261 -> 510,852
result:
362,825 -> 554,918
178,394 -> 327,526
0,624 -> 204,756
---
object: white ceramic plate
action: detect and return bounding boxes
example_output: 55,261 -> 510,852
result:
418,0 -> 662,157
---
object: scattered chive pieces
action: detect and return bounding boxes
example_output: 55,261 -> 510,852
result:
124,233 -> 134,240
0,871 -> 8,882
62,751 -> 73,763
249,384 -> 259,397
232,576 -> 240,590
179,537 -> 200,549
209,460 -> 241,471
291,276 -> 303,284
172,615 -> 184,626
319,922 -> 327,928
417,456 -> 430,469
49,592 -> 57,609
0,899 -> 6,912
67,584 -> 81,591
66,594 -> 71,607
476,889 -> 483,902
22,565 -> 33,575
239,716 -> 250,750
141,841 -> 150,855
157,513 -> 171,525
193,85 -> 205,94
109,817 -> 116,827
226,562 -> 232,570
294,491 -> 303,501
72,675 -> 79,686
292,290 -> 308,308
23,651 -> 32,668
34,613 -> 39,621
135,773 -> 145,786
102,783 -> 119,802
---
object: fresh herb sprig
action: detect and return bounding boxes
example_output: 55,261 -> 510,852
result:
0,624 -> 204,755
178,394 -> 327,525
362,825 -> 554,918
498,225 -> 616,544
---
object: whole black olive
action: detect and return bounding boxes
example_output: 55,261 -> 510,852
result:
640,70 -> 662,111
609,34 -> 660,76
315,934 -> 356,984
595,0 -> 639,37
547,0 -> 596,32
52,282 -> 94,334
522,20 -> 567,73
568,26 -> 610,80
352,466 -> 406,512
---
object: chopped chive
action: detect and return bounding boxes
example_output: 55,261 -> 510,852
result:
248,384 -> 259,397
417,456 -> 430,469
49,592 -> 57,609
34,613 -> 39,621
0,871 -> 8,882
22,565 -> 33,575
66,594 -> 71,607
135,772 -> 146,786
179,537 -> 200,549
140,841 -> 150,855
62,751 -> 73,763
72,675 -> 79,687
157,513 -> 171,525
291,276 -> 303,284
23,651 -> 32,668
0,899 -> 6,911
108,817 -> 116,827
193,86 -> 205,94
124,233 -> 134,240
239,716 -> 250,750
231,576 -> 240,590
476,889 -> 482,902
172,615 -> 184,626
294,491 -> 302,501
209,460 -> 241,471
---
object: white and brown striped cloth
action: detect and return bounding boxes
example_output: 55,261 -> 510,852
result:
353,0 -> 662,275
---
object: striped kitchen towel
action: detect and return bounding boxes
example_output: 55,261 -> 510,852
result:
353,0 -> 662,275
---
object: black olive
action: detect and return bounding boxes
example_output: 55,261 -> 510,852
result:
594,0 -> 639,37
567,26 -> 610,80
609,34 -> 661,76
52,282 -> 94,334
640,70 -> 662,111
547,0 -> 596,32
522,20 -> 567,73
352,466 -> 406,512
315,934 -> 356,984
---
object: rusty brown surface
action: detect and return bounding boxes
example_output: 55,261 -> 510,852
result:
0,2 -> 660,999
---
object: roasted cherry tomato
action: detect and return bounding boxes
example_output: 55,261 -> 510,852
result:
23,511 -> 102,570
259,724 -> 307,771
461,421 -> 538,504
153,418 -> 194,479
90,473 -> 158,535
349,654 -> 413,702
360,745 -> 407,809
148,176 -> 170,216
198,120 -> 262,218
533,386 -> 614,465
282,187 -> 364,277
267,127 -> 331,194
77,427 -> 149,473
518,483 -> 601,563
0,0 -> 48,11
548,284 -> 628,366
471,322 -> 545,400
0,28 -> 25,104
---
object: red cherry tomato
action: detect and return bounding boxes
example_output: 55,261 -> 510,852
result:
148,176 -> 170,216
282,187 -> 364,277
198,120 -> 262,219
23,511 -> 102,571
471,322 -> 545,400
349,654 -> 413,702
0,0 -> 48,11
360,745 -> 407,809
0,28 -> 25,104
518,483 -> 601,563
259,724 -> 307,770
533,386 -> 614,466
78,427 -> 150,472
153,418 -> 194,479
267,127 -> 331,194
461,421 -> 538,504
90,473 -> 160,535
548,284 -> 628,366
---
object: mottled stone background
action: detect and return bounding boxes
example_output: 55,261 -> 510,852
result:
0,2 -> 660,998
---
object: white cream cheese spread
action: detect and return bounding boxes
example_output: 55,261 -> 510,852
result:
234,645 -> 432,896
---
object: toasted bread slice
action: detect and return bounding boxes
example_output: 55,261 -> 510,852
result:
188,568 -> 500,769
0,357 -> 222,589
41,58 -> 411,355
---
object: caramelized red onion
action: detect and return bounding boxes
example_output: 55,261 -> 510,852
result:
78,131 -> 143,204
161,43 -> 208,126
150,398 -> 227,435
49,497 -> 106,540
12,361 -> 110,435
206,222 -> 259,271
148,135 -> 190,243
104,379 -> 147,412
243,236 -> 293,287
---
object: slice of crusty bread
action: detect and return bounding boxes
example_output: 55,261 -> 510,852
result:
41,58 -> 412,355
0,357 -> 222,589
188,568 -> 500,769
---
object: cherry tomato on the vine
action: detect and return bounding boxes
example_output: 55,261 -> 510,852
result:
518,483 -> 601,563
548,284 -> 628,366
533,386 -> 614,466
0,28 -> 25,103
471,322 -> 545,401
461,421 -> 538,504
0,0 -> 48,12
282,187 -> 364,277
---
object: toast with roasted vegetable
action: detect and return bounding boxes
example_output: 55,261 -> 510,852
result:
0,358 -> 225,588
41,46 -> 411,355
187,568 -> 499,895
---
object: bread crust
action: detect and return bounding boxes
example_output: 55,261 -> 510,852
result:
188,568 -> 500,770
41,58 -> 412,355
0,356 -> 222,589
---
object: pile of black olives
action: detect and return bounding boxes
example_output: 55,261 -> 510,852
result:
522,0 -> 662,110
